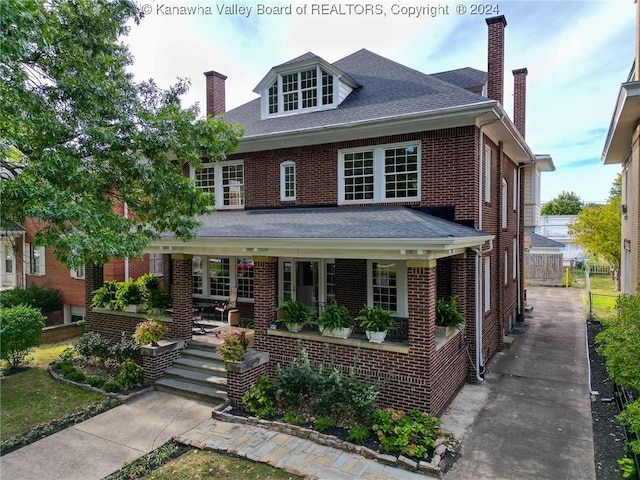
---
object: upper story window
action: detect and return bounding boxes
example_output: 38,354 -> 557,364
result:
27,244 -> 45,275
192,160 -> 244,209
339,143 -> 420,205
484,145 -> 492,203
280,161 -> 296,201
502,177 -> 508,229
264,66 -> 335,117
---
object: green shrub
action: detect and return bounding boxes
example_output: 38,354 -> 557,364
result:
74,332 -> 111,363
0,305 -> 46,368
346,426 -> 372,444
313,417 -> 335,432
54,359 -> 76,375
103,381 -> 122,393
371,408 -> 441,458
216,332 -> 246,361
617,399 -> 640,455
0,285 -> 62,313
65,370 -> 86,383
242,375 -> 276,418
109,332 -> 139,363
282,411 -> 305,425
275,347 -> 379,424
118,359 -> 143,389
86,376 -> 105,388
133,319 -> 167,346
60,346 -> 76,361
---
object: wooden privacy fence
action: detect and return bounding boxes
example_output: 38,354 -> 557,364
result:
525,253 -> 564,286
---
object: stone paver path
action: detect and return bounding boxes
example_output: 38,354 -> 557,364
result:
177,418 -> 431,480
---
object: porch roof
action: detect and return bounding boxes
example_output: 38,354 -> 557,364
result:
152,206 -> 493,260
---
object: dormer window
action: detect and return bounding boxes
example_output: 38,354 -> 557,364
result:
263,66 -> 336,117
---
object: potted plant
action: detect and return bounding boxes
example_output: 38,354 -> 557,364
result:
91,281 -> 118,309
435,295 -> 465,336
145,288 -> 172,316
133,319 -> 168,346
115,279 -> 144,312
217,331 -> 247,362
318,299 -> 354,339
274,298 -> 315,332
356,304 -> 395,343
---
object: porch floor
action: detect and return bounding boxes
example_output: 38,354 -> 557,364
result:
191,325 -> 255,347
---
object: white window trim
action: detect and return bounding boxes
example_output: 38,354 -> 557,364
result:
484,145 -> 491,204
278,258 -> 335,307
501,177 -> 508,229
193,255 -> 254,302
190,160 -> 245,210
512,238 -> 517,280
484,256 -> 491,313
367,260 -> 408,317
513,170 -> 518,211
262,66 -> 338,118
504,250 -> 508,286
338,142 -> 421,205
280,161 -> 296,201
70,265 -> 85,279
27,244 -> 45,276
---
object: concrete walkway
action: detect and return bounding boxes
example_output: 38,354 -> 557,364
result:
443,286 -> 596,480
0,392 -> 214,480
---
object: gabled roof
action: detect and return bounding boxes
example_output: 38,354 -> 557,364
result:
226,49 -> 492,139
0,221 -> 25,236
430,67 -> 487,94
526,231 -> 565,249
155,206 -> 493,259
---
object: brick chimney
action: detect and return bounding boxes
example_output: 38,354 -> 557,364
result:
204,70 -> 227,117
486,15 -> 507,104
512,68 -> 528,138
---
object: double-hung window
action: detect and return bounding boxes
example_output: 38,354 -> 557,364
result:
280,161 -> 296,201
367,260 -> 407,316
339,143 -> 420,204
192,160 -> 244,209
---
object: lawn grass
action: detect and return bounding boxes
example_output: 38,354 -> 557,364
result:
585,274 -> 619,321
1,339 -> 104,439
143,449 -> 301,480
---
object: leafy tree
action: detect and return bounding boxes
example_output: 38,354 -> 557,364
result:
609,173 -> 622,200
569,197 -> 621,288
540,191 -> 584,215
1,0 -> 242,268
0,305 -> 46,368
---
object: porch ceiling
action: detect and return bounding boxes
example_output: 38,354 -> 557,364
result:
150,206 -> 493,260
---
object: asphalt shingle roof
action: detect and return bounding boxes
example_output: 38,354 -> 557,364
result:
165,206 -> 487,241
527,231 -> 565,249
430,67 -> 487,94
224,49 -> 491,138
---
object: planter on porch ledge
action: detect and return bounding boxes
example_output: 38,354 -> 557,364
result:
224,349 -> 269,374
140,339 -> 186,358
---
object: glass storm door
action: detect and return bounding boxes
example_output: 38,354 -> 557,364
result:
295,261 -> 319,311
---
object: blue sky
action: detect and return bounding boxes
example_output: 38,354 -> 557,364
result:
126,0 -> 636,203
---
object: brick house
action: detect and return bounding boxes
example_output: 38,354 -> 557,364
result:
86,15 -> 537,415
4,218 -> 155,325
602,1 -> 640,294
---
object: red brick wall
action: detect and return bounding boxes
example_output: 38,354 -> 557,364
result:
228,363 -> 268,407
142,347 -> 185,385
334,258 -> 367,318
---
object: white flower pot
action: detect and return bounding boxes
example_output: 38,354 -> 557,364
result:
286,323 -> 304,332
125,304 -> 142,313
435,326 -> 455,337
321,327 -> 352,339
366,331 -> 387,343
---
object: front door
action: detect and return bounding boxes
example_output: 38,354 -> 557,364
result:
295,261 -> 318,311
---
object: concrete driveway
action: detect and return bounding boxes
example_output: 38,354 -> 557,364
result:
0,391 -> 214,480
444,286 -> 595,480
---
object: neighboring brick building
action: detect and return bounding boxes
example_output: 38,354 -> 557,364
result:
9,219 -> 153,324
602,0 -> 640,294
90,15 -> 539,415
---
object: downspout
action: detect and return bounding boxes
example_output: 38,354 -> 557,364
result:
472,239 -> 494,382
124,203 -> 129,280
516,165 -> 526,321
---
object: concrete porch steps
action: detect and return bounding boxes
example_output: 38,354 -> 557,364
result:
155,339 -> 228,405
